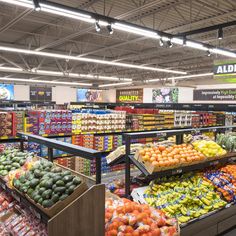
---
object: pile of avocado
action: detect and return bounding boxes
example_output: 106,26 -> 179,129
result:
0,149 -> 30,176
13,160 -> 81,208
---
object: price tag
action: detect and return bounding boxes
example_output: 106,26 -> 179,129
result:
230,156 -> 236,161
11,192 -> 20,202
225,203 -> 231,208
172,169 -> 182,175
210,161 -> 219,166
0,183 -> 6,190
33,209 -> 41,220
211,128 -> 217,132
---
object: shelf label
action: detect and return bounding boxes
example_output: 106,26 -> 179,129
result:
225,203 -> 231,208
210,128 -> 217,132
172,169 -> 182,175
210,161 -> 219,166
11,192 -> 20,202
0,183 -> 6,190
230,156 -> 236,161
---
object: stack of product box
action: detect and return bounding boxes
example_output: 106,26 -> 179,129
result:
72,109 -> 126,133
25,110 -> 72,135
0,112 -> 16,137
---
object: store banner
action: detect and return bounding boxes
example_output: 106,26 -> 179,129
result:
193,89 -> 236,101
214,60 -> 236,83
77,89 -> 103,102
116,89 -> 143,103
152,88 -> 178,103
0,84 -> 14,100
30,86 -> 52,102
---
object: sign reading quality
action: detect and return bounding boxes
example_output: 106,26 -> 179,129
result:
116,89 -> 143,103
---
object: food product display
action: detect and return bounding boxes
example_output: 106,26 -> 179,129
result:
13,159 -> 82,209
216,133 -> 236,152
105,198 -> 179,236
0,149 -> 32,177
0,111 -> 16,137
143,173 -> 227,223
192,140 -> 227,158
136,143 -> 205,173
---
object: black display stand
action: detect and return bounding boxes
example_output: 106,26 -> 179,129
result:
123,125 -> 236,236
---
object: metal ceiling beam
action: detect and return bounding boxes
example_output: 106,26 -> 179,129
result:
0,9 -> 32,34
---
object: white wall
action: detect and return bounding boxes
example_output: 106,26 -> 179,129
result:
52,86 -> 77,104
14,85 -> 29,101
103,89 -> 116,102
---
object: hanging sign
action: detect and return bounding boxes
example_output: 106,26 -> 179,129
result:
193,89 -> 236,101
116,89 -> 143,103
30,86 -> 52,102
214,60 -> 236,83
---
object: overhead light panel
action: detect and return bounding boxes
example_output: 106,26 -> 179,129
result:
0,46 -> 186,74
113,22 -> 160,39
39,2 -> 95,24
0,77 -> 92,86
147,72 -> 213,82
185,41 -> 208,51
218,28 -> 223,40
95,21 -> 101,32
32,0 -> 40,11
0,0 -> 33,8
0,66 -> 133,81
99,82 -> 132,88
210,48 -> 236,58
171,37 -> 184,45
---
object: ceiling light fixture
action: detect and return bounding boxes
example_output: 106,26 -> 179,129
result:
171,37 -> 184,45
0,46 -> 186,74
0,77 -> 92,86
147,72 -> 213,82
95,21 -> 101,32
1,0 -> 236,60
185,41 -> 208,51
98,82 -> 132,88
159,39 -> 164,47
113,22 -> 160,39
32,0 -> 40,11
107,24 -> 113,35
0,66 -> 133,81
0,0 -> 33,8
218,28 -> 223,40
166,40 -> 173,48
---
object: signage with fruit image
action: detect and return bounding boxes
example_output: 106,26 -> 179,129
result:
152,88 -> 178,103
77,89 -> 103,102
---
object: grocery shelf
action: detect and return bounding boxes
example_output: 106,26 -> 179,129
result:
181,203 -> 236,236
123,125 -> 236,196
129,153 -> 236,181
70,102 -> 236,112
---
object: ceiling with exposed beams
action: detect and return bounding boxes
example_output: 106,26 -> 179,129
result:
0,0 -> 236,88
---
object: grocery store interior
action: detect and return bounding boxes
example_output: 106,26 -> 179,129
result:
1,0 -> 236,235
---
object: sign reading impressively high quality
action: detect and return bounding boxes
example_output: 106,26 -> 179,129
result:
152,88 -> 179,103
30,86 -> 52,102
77,89 -> 103,102
214,60 -> 236,83
193,89 -> 236,101
0,84 -> 14,100
116,89 -> 143,103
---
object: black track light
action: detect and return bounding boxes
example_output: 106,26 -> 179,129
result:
183,36 -> 187,46
95,21 -> 101,32
218,28 -> 223,40
107,24 -> 113,35
207,50 -> 211,57
33,0 -> 41,11
167,40 -> 173,48
159,38 -> 164,47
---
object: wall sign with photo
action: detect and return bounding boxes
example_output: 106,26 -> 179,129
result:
152,88 -> 179,103
77,89 -> 103,102
0,84 -> 14,100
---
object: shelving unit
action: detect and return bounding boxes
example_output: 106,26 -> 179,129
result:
122,125 -> 236,236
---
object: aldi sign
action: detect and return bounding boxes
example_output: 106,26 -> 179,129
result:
214,60 -> 236,82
